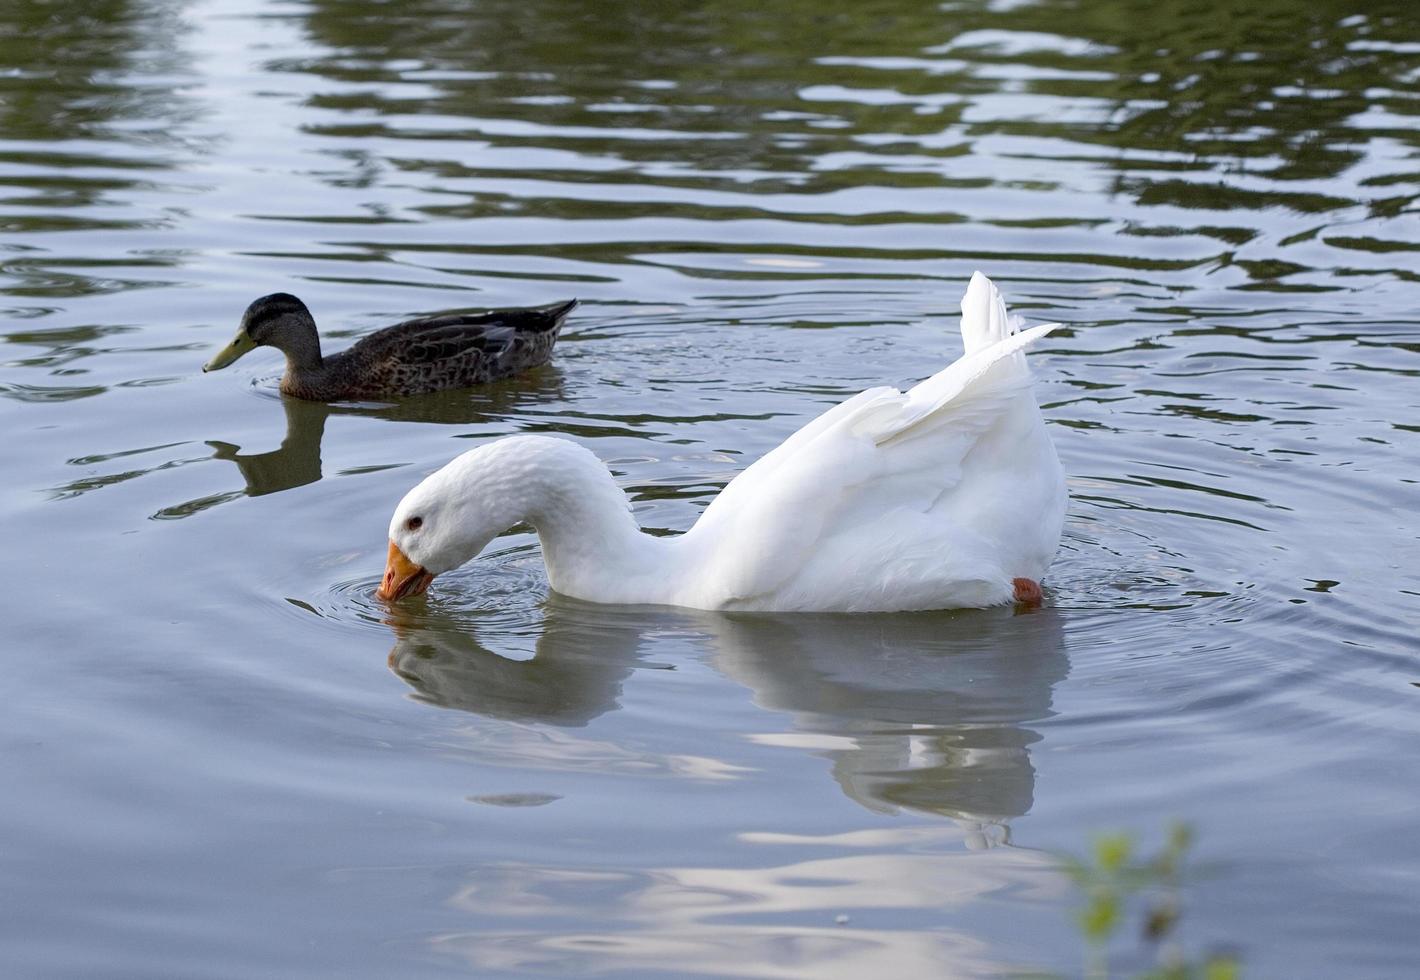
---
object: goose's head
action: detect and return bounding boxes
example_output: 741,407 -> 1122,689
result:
203,293 -> 318,372
377,445 -> 525,601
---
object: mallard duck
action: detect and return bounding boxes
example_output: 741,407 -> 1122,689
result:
202,293 -> 576,400
377,273 -> 1066,612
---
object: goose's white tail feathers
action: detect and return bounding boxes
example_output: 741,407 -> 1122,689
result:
960,269 -> 1020,354
879,319 -> 1057,443
710,275 -> 1058,484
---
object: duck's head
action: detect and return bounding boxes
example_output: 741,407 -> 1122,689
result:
203,293 -> 316,372
376,445 -> 523,602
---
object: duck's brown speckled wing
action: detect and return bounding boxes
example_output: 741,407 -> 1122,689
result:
327,300 -> 574,398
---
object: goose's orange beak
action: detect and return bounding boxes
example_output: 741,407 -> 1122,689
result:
377,541 -> 435,601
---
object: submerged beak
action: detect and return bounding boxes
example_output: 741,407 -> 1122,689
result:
377,540 -> 435,601
203,330 -> 257,373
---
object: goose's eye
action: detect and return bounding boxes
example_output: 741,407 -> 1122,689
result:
406,516 -> 423,531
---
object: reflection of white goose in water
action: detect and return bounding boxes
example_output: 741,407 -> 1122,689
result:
386,601 -> 654,727
385,599 -> 1067,829
705,607 -> 1068,843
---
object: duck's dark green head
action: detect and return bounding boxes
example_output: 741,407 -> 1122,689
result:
204,293 -> 315,372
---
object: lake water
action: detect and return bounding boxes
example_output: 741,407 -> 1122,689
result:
2,0 -> 1418,976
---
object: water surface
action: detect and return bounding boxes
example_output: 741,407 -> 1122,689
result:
2,0 -> 1418,976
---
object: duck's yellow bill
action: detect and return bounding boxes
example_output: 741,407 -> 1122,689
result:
203,330 -> 256,372
377,541 -> 435,601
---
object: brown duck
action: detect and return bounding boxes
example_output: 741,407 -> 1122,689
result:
202,293 -> 575,400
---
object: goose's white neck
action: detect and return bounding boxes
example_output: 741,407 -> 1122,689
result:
517,440 -> 673,600
394,436 -> 681,603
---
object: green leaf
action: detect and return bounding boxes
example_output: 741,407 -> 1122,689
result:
1203,956 -> 1241,980
1094,832 -> 1134,874
1078,893 -> 1120,941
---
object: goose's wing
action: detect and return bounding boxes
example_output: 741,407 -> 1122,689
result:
690,274 -> 1059,605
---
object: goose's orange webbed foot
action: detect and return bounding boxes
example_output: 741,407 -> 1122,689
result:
1012,577 -> 1043,606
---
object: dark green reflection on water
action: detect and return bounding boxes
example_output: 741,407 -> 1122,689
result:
0,0 -> 191,144
291,0 -> 1417,226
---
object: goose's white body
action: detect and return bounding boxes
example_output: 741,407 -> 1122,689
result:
383,273 -> 1066,612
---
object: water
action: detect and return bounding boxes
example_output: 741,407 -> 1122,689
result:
2,0 -> 1418,976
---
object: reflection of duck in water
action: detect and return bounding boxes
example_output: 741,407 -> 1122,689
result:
206,368 -> 569,498
702,606 -> 1069,839
203,294 -> 576,400
207,396 -> 329,496
384,594 -> 1068,833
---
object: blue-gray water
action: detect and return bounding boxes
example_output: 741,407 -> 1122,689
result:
2,0 -> 1418,976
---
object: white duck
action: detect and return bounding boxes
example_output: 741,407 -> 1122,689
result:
378,273 -> 1066,612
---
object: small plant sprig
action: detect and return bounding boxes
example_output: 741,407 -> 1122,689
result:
1056,822 -> 1239,980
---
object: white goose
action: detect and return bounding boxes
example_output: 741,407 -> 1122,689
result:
378,273 -> 1066,612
